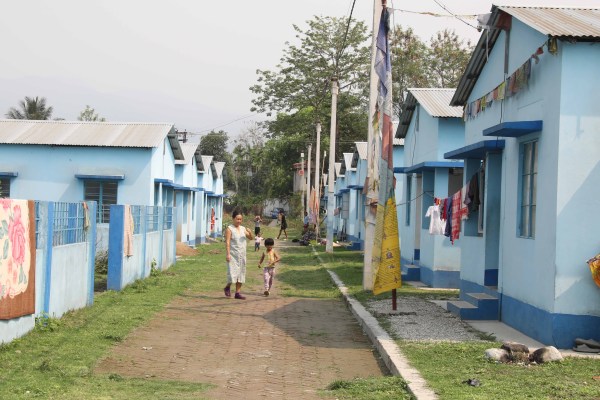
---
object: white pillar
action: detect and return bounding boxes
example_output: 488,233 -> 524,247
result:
315,122 -> 321,237
326,77 -> 338,253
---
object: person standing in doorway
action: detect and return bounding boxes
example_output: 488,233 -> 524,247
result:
224,210 -> 253,300
277,210 -> 288,240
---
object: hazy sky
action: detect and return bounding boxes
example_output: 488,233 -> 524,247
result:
0,0 -> 596,142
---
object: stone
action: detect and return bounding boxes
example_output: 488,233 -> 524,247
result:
501,341 -> 530,354
484,348 -> 509,362
530,346 -> 563,363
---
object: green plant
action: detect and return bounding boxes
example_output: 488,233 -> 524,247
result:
34,312 -> 61,332
95,250 -> 109,275
150,258 -> 159,277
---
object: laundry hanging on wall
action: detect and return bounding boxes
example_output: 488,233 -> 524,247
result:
0,199 -> 36,320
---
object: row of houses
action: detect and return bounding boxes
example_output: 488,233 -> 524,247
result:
323,5 -> 600,349
0,119 -> 226,247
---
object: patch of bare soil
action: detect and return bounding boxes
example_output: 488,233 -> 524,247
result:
176,241 -> 199,256
95,283 -> 388,399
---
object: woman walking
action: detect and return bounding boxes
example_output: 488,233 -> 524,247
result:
224,210 -> 253,299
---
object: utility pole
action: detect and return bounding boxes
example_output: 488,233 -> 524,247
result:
300,152 -> 305,217
326,77 -> 338,253
307,144 -> 312,220
314,122 -> 321,238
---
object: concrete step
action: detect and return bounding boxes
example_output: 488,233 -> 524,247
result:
447,300 -> 481,320
448,292 -> 499,320
401,264 -> 420,281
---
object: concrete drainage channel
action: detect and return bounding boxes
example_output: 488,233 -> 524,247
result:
312,247 -> 438,400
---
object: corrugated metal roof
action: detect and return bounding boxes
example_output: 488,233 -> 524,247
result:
213,161 -> 226,178
410,89 -> 462,118
334,162 -> 343,178
175,142 -> 200,165
0,119 -> 172,147
343,153 -> 355,172
396,89 -> 461,138
0,119 -> 184,160
355,141 -> 368,160
499,6 -> 600,38
200,155 -> 213,173
452,5 -> 600,106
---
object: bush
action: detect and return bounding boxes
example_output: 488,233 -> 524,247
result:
95,250 -> 109,275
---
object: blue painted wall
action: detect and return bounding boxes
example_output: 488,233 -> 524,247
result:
457,17 -> 600,345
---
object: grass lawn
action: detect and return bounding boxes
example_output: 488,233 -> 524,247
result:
2,217 -> 596,400
314,246 -> 600,400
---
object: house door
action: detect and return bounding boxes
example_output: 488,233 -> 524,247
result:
414,174 -> 422,261
484,153 -> 502,288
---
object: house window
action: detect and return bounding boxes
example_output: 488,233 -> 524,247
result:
0,178 -> 10,198
519,140 -> 538,238
84,180 -> 118,223
405,175 -> 412,226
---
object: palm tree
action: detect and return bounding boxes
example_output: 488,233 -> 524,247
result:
5,96 -> 54,120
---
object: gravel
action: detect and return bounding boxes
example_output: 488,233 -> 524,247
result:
366,297 -> 483,342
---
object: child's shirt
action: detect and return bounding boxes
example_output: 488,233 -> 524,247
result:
255,236 -> 261,244
264,249 -> 277,266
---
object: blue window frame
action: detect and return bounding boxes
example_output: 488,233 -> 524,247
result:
519,140 -> 538,238
84,180 -> 118,223
0,178 -> 10,198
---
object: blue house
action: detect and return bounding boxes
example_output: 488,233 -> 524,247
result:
392,137 -> 405,262
0,119 -> 186,247
396,89 -> 465,288
349,141 -> 367,249
173,142 -> 202,246
196,155 -> 226,242
445,5 -> 600,347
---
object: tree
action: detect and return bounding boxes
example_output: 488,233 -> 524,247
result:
5,96 -> 53,120
250,16 -> 371,124
427,29 -> 472,88
249,16 -> 371,199
389,26 -> 433,117
198,130 -> 230,162
78,105 -> 106,121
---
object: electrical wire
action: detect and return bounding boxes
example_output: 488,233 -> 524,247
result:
431,0 -> 479,30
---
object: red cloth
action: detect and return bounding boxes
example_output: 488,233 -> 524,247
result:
451,190 -> 468,243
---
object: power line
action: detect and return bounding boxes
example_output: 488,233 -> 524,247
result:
431,0 -> 479,30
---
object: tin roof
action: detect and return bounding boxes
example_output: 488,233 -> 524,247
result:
452,5 -> 600,106
175,142 -> 200,165
499,6 -> 600,38
355,141 -> 368,160
396,89 -> 462,138
0,119 -> 184,159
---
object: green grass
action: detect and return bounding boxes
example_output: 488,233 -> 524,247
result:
0,247 -> 230,399
325,376 -> 415,400
314,246 -> 600,400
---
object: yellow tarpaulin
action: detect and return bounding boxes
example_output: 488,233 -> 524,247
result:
373,197 -> 401,295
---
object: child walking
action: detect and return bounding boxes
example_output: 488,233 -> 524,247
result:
258,238 -> 280,296
254,233 -> 262,252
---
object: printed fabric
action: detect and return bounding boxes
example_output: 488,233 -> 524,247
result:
0,199 -> 36,320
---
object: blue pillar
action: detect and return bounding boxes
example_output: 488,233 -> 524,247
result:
43,202 -> 54,315
107,205 -> 124,291
158,206 -> 164,270
140,206 -> 148,278
86,201 -> 97,305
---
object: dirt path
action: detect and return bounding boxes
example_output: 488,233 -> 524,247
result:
96,250 -> 388,399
